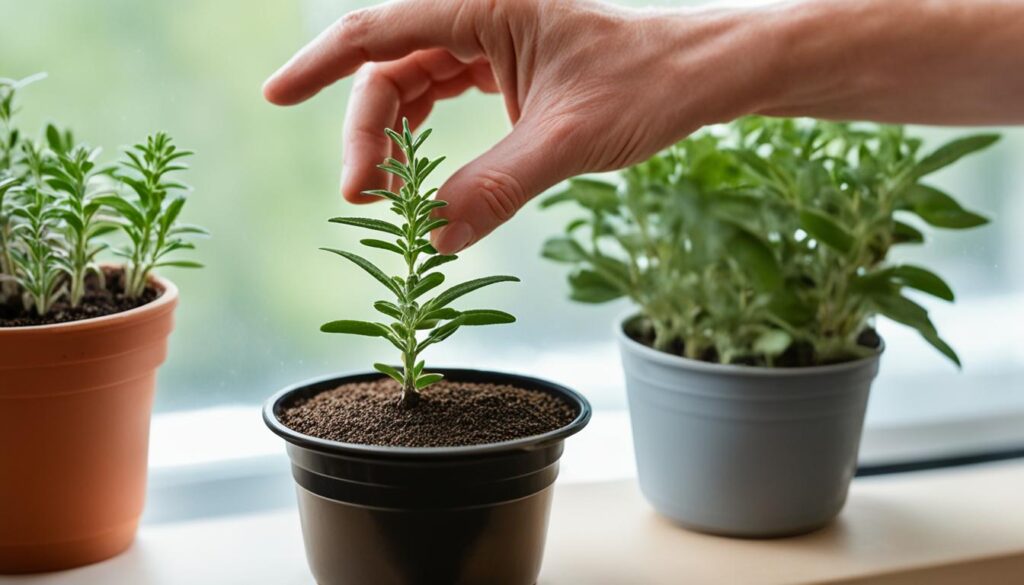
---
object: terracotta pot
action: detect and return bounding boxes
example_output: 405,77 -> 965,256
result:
0,274 -> 177,574
264,369 -> 592,585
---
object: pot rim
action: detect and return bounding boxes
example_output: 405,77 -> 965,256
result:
617,313 -> 884,377
0,268 -> 178,334
263,368 -> 592,460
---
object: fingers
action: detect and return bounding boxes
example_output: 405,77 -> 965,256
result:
263,0 -> 482,105
341,50 -> 488,203
432,120 -> 574,254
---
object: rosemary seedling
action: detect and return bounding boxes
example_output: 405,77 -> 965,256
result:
322,119 -> 519,407
100,133 -> 206,298
10,186 -> 65,315
49,145 -> 116,307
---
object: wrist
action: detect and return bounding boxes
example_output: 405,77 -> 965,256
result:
750,0 -> 895,119
643,4 -> 802,128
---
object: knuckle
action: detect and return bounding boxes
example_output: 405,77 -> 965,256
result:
337,9 -> 374,49
339,9 -> 371,37
474,169 -> 527,222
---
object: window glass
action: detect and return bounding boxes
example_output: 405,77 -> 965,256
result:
3,0 -> 1021,430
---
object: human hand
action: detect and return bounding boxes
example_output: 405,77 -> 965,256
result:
262,0 -> 767,253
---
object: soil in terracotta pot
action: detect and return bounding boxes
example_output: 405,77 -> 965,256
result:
0,267 -> 160,327
280,379 -> 577,447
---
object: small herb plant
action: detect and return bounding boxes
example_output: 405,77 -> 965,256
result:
542,117 -> 996,367
322,119 -> 518,407
0,73 -> 205,318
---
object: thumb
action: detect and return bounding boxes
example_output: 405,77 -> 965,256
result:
431,121 -> 573,254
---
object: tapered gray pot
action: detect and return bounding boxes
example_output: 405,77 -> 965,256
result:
618,317 -> 882,538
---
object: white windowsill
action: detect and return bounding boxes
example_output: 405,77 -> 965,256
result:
7,459 -> 1024,585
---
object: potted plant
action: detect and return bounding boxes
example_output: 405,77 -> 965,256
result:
0,74 -> 205,572
542,117 -> 995,537
263,120 -> 590,585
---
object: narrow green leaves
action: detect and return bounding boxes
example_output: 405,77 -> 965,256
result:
429,275 -> 520,309
911,134 -> 1000,180
321,320 -> 391,336
869,292 -> 960,366
460,309 -> 516,325
374,363 -> 405,384
568,269 -> 623,303
798,210 -> 854,253
902,185 -> 989,229
323,120 -> 519,403
330,216 -> 404,237
541,237 -> 587,263
321,247 -> 402,296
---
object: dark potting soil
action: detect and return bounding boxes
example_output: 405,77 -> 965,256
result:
626,321 -> 881,368
0,267 -> 160,327
280,378 -> 578,448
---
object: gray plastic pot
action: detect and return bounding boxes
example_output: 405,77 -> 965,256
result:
618,316 -> 881,538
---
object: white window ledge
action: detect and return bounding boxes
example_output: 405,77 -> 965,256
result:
10,459 -> 1024,584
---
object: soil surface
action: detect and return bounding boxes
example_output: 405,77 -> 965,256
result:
0,267 -> 160,327
626,321 -> 881,368
280,378 -> 578,448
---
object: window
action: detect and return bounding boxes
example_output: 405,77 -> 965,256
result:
4,0 -> 1021,484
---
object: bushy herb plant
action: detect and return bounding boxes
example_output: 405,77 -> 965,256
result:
323,119 -> 518,407
0,73 -> 205,318
542,117 -> 996,367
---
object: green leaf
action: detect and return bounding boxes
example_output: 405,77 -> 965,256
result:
729,230 -> 781,290
373,300 -> 402,320
912,134 -> 1000,179
329,216 -> 404,237
360,238 -> 405,254
568,269 -> 624,303
798,210 -> 854,254
154,260 -> 204,269
321,248 -> 402,297
374,363 -> 404,384
421,316 -> 465,347
421,307 -> 460,322
415,372 -> 445,390
893,220 -> 924,244
417,217 -> 448,237
429,275 -> 520,309
541,237 -> 587,263
97,195 -> 145,227
460,309 -> 516,326
320,320 -> 391,337
410,271 -> 444,299
903,185 -> 989,229
870,292 -> 960,366
419,254 -> 457,273
888,265 -> 955,301
542,178 -> 619,212
753,330 -> 792,357
768,290 -> 815,326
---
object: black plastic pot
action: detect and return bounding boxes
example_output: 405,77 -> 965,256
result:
264,368 -> 591,585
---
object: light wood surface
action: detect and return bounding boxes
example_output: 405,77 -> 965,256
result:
3,460 -> 1023,585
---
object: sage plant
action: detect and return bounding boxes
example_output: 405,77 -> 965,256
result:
543,118 -> 995,367
323,119 -> 518,407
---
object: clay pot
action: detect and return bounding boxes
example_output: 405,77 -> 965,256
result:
264,369 -> 591,585
0,275 -> 177,573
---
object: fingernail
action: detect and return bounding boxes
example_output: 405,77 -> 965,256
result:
433,221 -> 473,254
